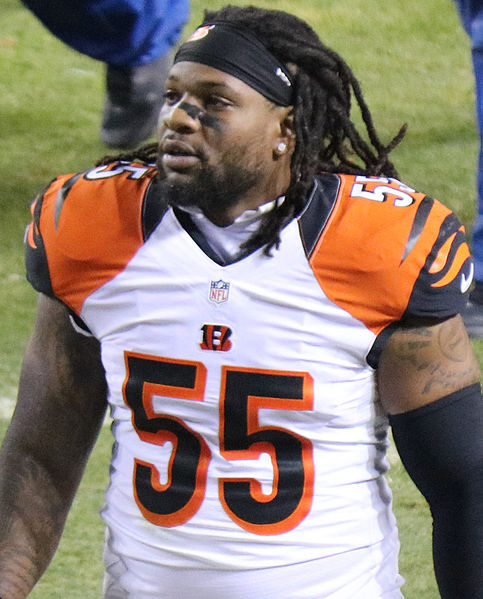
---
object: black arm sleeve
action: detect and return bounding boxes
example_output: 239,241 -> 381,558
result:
389,383 -> 483,598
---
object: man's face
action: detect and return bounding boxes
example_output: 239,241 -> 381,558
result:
157,61 -> 292,224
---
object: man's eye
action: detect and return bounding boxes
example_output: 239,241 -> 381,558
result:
163,91 -> 179,105
205,96 -> 230,109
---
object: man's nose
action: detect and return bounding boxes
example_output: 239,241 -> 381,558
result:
160,99 -> 202,132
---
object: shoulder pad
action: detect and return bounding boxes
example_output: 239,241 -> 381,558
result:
307,174 -> 472,334
25,162 -> 163,314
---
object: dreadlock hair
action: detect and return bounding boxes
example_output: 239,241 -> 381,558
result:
97,5 -> 407,255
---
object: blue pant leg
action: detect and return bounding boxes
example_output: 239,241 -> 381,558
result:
470,48 -> 483,282
454,0 -> 472,34
453,0 -> 483,36
453,1 -> 483,281
21,0 -> 189,65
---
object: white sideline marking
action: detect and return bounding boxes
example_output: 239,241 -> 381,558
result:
0,397 -> 15,420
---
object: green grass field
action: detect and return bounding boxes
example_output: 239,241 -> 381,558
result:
1,0 -> 482,596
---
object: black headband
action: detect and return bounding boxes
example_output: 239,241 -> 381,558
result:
173,23 -> 294,106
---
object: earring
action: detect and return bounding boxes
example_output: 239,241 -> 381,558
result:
276,141 -> 287,154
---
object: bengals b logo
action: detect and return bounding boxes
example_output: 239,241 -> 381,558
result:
200,324 -> 233,352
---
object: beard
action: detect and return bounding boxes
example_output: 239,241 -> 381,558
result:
156,149 -> 264,219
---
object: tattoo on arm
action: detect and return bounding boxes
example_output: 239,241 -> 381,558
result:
379,316 -> 480,413
438,318 -> 469,362
0,295 -> 107,598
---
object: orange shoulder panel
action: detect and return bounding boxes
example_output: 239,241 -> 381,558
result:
37,164 -> 157,314
309,175 -> 453,335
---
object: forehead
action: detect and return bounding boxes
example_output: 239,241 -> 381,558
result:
167,61 -> 269,103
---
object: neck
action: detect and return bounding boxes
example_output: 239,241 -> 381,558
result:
203,163 -> 291,226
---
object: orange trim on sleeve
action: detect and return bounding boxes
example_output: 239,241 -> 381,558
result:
38,167 -> 156,314
428,232 -> 457,274
26,199 -> 39,250
309,175 -> 453,335
431,243 -> 471,288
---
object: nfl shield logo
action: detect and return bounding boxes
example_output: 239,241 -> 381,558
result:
209,280 -> 230,304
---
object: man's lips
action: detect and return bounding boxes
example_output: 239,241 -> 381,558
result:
160,139 -> 201,170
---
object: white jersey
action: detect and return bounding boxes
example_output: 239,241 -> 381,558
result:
25,163 -> 472,597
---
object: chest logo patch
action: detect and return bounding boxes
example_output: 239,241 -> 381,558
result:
209,279 -> 230,304
200,324 -> 233,352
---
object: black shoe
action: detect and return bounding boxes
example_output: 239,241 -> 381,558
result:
100,53 -> 171,149
462,297 -> 483,338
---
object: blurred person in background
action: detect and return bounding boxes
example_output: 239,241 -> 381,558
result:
22,0 -> 189,149
454,0 -> 483,335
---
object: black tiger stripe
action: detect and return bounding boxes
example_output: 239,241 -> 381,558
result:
400,196 -> 434,263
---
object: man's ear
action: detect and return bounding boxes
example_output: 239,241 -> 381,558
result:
274,107 -> 295,157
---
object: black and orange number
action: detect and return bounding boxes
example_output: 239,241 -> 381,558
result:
123,352 -> 314,535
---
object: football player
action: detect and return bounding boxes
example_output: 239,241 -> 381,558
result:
0,5 -> 481,598
21,0 -> 189,148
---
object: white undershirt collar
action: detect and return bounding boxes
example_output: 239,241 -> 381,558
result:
177,198 -> 283,261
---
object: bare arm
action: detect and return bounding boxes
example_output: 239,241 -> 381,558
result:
378,313 -> 480,414
0,294 -> 107,599
378,314 -> 483,597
